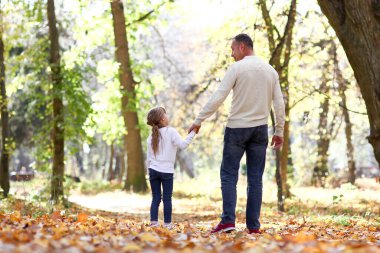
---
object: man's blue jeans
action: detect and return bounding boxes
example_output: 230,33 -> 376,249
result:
220,125 -> 268,230
149,168 -> 174,223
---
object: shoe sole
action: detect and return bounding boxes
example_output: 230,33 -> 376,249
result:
223,227 -> 235,233
211,227 -> 236,234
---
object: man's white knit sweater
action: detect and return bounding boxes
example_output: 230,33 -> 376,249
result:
194,55 -> 285,137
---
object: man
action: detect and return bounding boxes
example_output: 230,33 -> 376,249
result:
188,34 -> 285,234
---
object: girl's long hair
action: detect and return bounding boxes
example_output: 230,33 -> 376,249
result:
147,107 -> 166,156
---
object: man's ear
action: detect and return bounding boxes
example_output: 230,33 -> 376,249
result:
239,43 -> 245,52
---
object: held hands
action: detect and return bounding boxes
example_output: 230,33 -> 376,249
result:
188,124 -> 201,134
271,135 -> 283,150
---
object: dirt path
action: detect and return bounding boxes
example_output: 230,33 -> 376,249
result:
68,190 -> 221,224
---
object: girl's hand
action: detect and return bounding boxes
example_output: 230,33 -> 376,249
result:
188,124 -> 201,134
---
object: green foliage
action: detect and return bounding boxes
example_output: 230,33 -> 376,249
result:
61,62 -> 92,154
31,181 -> 50,203
124,0 -> 172,34
79,0 -> 170,149
62,175 -> 80,199
332,194 -> 344,204
83,59 -> 125,146
4,0 -> 93,171
79,180 -> 123,195
7,31 -> 52,171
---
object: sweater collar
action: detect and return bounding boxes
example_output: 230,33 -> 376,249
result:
243,55 -> 256,59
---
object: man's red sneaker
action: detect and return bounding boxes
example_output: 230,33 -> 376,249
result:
210,223 -> 235,234
248,229 -> 262,234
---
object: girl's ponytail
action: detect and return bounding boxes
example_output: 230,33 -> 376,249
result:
147,107 -> 166,156
151,124 -> 160,156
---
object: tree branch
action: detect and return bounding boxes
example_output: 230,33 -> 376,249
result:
259,0 -> 276,52
289,90 -> 317,109
125,1 -> 168,27
269,0 -> 297,68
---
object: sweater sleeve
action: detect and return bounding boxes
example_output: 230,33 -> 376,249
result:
194,65 -> 237,125
171,128 -> 196,150
272,74 -> 285,137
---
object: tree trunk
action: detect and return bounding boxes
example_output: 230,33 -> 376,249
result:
176,151 -> 195,178
280,107 -> 291,196
275,149 -> 284,210
271,111 -> 284,211
114,146 -> 121,181
312,78 -> 330,187
317,0 -> 380,167
260,0 -> 297,200
75,151 -> 84,175
0,10 -> 10,197
287,138 -> 294,177
110,0 -> 147,192
311,44 -> 336,187
47,0 -> 64,201
335,54 -> 356,184
107,142 -> 115,181
279,11 -> 295,198
117,147 -> 125,183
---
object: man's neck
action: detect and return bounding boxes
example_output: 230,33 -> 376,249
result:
245,50 -> 254,56
237,51 -> 254,61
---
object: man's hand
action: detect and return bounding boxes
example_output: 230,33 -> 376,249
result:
188,124 -> 201,134
271,135 -> 283,150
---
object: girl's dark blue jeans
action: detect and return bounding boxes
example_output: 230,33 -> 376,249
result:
149,168 -> 174,223
220,125 -> 268,230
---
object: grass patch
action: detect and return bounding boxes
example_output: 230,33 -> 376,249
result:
79,180 -> 123,195
331,215 -> 352,226
0,195 -> 51,217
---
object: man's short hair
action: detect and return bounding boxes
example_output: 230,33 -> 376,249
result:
234,34 -> 253,49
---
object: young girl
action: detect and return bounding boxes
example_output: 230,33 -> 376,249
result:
146,107 -> 196,229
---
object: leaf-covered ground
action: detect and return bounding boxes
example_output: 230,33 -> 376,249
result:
0,202 -> 379,253
1,177 -> 379,252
